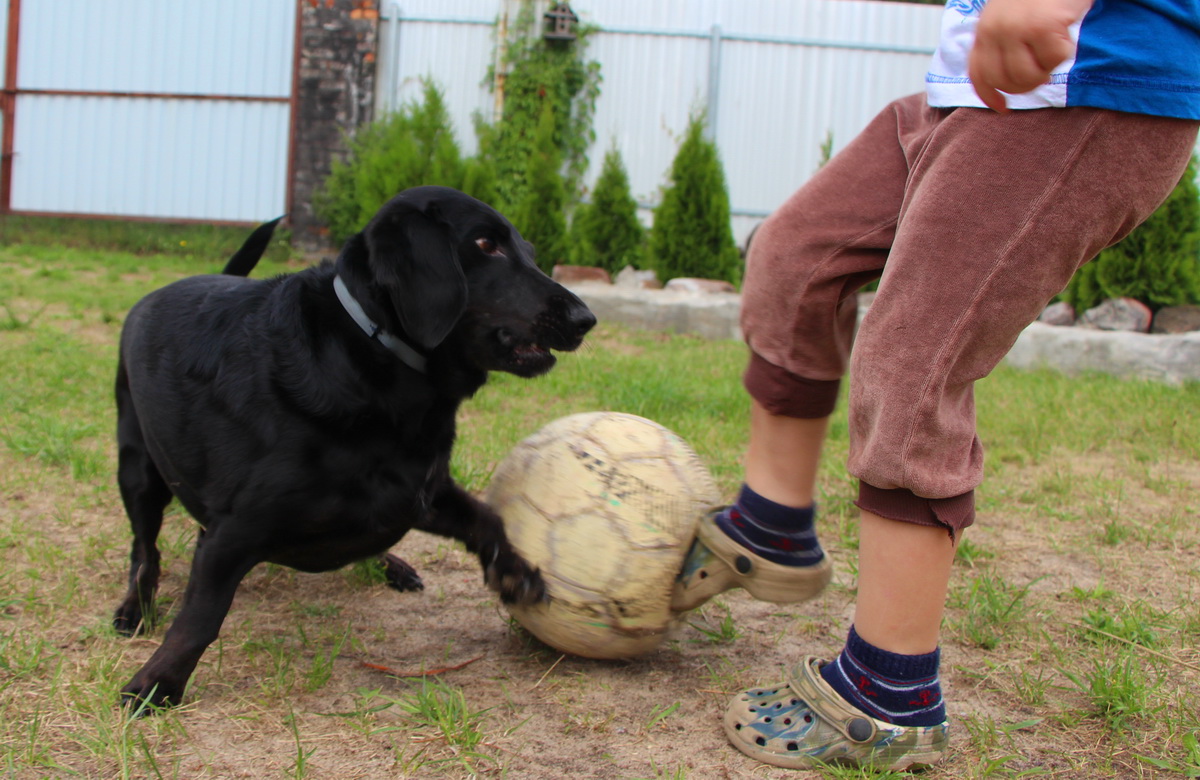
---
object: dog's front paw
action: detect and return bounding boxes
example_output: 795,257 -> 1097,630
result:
484,545 -> 546,605
120,673 -> 184,716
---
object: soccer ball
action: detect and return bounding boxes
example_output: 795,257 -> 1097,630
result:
486,411 -> 720,659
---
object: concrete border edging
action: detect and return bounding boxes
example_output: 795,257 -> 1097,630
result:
569,284 -> 1200,386
1006,322 -> 1200,386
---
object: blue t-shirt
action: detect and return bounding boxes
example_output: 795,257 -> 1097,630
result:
926,0 -> 1200,119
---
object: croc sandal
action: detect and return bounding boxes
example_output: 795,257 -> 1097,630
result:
724,656 -> 949,771
670,509 -> 832,612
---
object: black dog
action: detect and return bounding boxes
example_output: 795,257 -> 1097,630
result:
112,186 -> 596,710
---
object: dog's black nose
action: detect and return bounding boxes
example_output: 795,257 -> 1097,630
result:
572,306 -> 598,339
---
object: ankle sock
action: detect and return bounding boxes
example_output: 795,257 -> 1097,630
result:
820,625 -> 946,727
713,483 -> 824,567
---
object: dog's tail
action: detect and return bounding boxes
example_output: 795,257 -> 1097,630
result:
222,216 -> 285,277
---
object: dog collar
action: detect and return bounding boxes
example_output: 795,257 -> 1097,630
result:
333,274 -> 428,374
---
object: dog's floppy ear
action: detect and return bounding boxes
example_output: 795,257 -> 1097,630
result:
365,204 -> 468,351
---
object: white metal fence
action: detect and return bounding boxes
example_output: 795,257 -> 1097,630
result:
2,0 -> 295,223
376,0 -> 944,244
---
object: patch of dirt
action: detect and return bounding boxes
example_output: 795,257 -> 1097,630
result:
1,450 -> 1197,779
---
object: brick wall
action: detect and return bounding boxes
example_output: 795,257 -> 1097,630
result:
292,0 -> 379,251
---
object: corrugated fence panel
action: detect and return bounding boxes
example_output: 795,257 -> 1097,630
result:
377,2 -> 497,147
19,0 -> 292,96
377,0 -> 943,243
13,96 -> 291,222
11,0 -> 294,222
586,28 -> 711,205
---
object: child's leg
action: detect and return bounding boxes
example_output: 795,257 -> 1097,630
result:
724,102 -> 1198,770
672,94 -> 929,611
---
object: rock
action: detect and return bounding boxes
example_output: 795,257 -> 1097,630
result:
1038,301 -> 1076,326
1078,297 -> 1152,333
614,265 -> 661,289
663,277 -> 737,294
551,265 -> 611,285
1151,304 -> 1200,334
565,284 -> 743,341
1006,322 -> 1200,386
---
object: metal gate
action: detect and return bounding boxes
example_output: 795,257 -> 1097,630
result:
0,0 -> 298,224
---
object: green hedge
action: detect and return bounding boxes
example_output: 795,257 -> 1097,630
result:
314,81 -> 494,244
1062,155 -> 1200,313
647,114 -> 741,286
569,146 -> 644,274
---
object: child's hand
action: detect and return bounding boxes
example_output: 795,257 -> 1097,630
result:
968,0 -> 1094,112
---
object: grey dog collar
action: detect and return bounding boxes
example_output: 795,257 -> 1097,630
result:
333,274 -> 428,374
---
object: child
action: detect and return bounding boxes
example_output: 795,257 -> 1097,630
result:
673,0 -> 1200,769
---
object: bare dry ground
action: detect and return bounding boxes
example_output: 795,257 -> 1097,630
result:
2,441 -> 1198,779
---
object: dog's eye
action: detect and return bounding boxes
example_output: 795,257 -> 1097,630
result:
475,237 -> 503,256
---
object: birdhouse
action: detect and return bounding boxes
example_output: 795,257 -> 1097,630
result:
543,2 -> 579,43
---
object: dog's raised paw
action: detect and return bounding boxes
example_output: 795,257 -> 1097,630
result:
485,551 -> 546,605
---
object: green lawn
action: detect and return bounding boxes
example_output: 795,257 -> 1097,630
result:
0,230 -> 1197,779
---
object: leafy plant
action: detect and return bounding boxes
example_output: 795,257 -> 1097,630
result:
954,537 -> 994,567
950,572 -> 1036,650
647,113 -> 741,286
569,144 -> 645,274
316,80 -> 494,244
396,678 -> 494,770
1137,730 -> 1200,777
1062,154 -> 1200,312
1080,605 -> 1160,647
687,606 -> 741,644
1062,649 -> 1163,732
478,0 -> 601,214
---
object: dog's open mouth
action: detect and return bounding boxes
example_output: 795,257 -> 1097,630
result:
512,343 -> 552,363
509,342 -> 556,376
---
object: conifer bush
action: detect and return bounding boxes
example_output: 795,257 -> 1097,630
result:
315,81 -> 494,244
569,146 -> 644,274
507,104 -> 569,273
647,114 -> 741,286
1062,155 -> 1200,312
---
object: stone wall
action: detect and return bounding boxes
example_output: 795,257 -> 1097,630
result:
292,0 -> 379,250
566,284 -> 1200,386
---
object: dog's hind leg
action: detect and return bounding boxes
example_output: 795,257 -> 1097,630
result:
121,524 -> 259,711
417,484 -> 545,605
113,371 -> 174,637
380,552 -> 424,592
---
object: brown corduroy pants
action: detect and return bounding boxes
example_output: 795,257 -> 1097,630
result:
741,93 -> 1199,532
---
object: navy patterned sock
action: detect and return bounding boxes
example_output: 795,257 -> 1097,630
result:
819,625 -> 946,727
713,483 -> 824,567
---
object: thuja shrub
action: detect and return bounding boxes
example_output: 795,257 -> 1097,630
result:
569,145 -> 644,274
1063,155 -> 1200,312
316,81 -> 494,244
647,114 -> 741,286
507,103 -> 569,272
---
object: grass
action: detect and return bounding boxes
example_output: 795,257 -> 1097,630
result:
0,222 -> 1198,777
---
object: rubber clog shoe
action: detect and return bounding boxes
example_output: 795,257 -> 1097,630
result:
670,509 -> 832,612
724,656 -> 949,771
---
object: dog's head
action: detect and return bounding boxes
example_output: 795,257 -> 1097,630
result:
357,186 -> 596,378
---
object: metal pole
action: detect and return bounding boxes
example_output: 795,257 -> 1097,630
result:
705,23 -> 721,141
2,0 -> 23,214
387,3 -> 402,114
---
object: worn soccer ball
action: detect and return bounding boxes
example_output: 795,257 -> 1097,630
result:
486,411 -> 720,659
